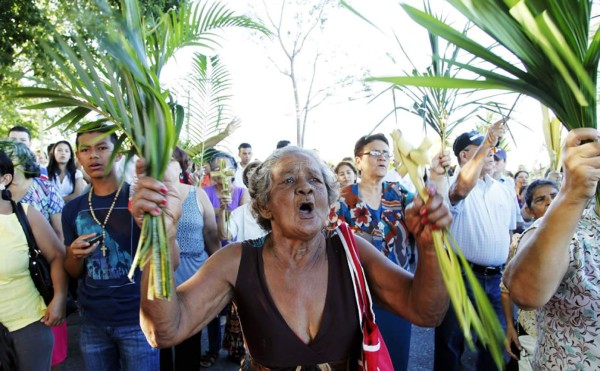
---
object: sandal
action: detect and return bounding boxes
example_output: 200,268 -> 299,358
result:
200,352 -> 217,368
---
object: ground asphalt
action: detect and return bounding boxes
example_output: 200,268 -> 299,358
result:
62,313 -> 478,370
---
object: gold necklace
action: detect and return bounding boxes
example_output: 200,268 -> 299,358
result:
88,182 -> 124,257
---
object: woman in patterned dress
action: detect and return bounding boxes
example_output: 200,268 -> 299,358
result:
504,128 -> 600,370
328,134 -> 416,371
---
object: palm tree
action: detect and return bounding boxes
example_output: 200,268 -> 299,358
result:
381,0 -> 599,206
174,53 -> 238,163
371,1 -> 508,151
8,0 -> 266,299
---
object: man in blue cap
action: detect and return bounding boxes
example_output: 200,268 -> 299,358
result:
492,147 -> 516,189
434,120 -> 518,371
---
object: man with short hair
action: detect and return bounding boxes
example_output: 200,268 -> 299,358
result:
234,143 -> 252,189
62,125 -> 159,370
434,121 -> 517,371
8,126 -> 32,148
276,140 -> 290,149
8,125 -> 49,179
491,148 -> 515,189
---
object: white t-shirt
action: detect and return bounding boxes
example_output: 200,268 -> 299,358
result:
234,164 -> 247,189
52,170 -> 83,197
227,203 -> 266,241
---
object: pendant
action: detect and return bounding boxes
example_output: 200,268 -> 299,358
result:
100,245 -> 108,257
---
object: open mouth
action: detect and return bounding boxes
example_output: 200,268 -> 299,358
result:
88,163 -> 103,171
299,202 -> 314,216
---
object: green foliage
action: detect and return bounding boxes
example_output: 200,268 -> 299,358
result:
394,0 -> 598,130
7,0 -> 265,299
0,0 -> 187,143
0,0 -> 50,82
392,0 -> 599,211
173,53 -> 234,160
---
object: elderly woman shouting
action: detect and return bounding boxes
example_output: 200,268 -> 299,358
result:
132,146 -> 451,369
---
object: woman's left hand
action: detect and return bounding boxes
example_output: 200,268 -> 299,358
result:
405,185 -> 452,245
41,296 -> 66,327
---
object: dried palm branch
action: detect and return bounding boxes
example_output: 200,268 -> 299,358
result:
541,105 -> 564,172
390,130 -> 505,369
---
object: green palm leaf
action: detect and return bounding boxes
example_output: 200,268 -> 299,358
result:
393,0 -> 599,208
367,1 -> 510,150
6,0 -> 265,300
148,1 -> 268,77
171,53 -> 236,163
396,1 -> 598,130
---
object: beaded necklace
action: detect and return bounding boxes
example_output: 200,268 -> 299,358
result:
88,182 -> 124,256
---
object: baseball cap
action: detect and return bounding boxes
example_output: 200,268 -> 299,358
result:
494,148 -> 507,161
453,130 -> 484,157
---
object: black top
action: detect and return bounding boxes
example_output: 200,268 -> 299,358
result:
235,230 -> 361,370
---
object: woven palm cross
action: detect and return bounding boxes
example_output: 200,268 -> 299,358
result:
210,158 -> 235,197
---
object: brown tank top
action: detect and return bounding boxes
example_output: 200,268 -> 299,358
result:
234,230 -> 361,370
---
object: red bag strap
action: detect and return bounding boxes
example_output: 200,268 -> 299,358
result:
337,223 -> 376,323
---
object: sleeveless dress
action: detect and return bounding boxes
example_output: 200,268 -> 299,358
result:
235,230 -> 362,370
162,187 -> 208,370
174,187 -> 207,285
202,184 -> 247,359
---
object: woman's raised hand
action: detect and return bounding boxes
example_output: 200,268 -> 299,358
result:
131,158 -> 183,233
561,128 -> 600,202
405,185 -> 452,246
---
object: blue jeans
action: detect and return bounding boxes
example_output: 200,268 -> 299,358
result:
80,321 -> 159,371
434,271 -> 506,371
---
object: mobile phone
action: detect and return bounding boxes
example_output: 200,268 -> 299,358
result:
84,235 -> 103,245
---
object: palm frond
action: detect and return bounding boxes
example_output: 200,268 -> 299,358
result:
367,1 -> 511,150
170,53 -> 234,160
5,0 -> 266,300
395,1 -> 599,131
148,1 -> 269,77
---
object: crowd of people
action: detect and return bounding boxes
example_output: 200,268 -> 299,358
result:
0,122 -> 598,371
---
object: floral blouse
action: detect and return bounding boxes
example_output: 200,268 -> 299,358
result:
328,182 -> 413,268
500,233 -> 537,337
533,205 -> 600,370
21,177 -> 64,221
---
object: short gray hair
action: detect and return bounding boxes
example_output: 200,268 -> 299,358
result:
248,146 -> 340,231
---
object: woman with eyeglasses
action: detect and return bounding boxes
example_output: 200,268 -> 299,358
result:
328,133 -> 427,371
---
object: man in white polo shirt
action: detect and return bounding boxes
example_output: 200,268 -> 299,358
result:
234,143 -> 252,189
434,120 -> 517,371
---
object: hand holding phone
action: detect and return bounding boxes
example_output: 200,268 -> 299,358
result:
83,234 -> 103,245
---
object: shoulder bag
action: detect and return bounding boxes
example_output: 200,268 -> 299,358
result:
337,222 -> 393,371
12,201 -> 54,305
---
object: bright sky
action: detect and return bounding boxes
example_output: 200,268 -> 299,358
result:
163,0 -> 554,174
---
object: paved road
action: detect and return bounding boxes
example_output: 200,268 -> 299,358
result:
63,314 -> 477,370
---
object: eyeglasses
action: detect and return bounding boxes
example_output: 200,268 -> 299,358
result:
359,150 -> 392,159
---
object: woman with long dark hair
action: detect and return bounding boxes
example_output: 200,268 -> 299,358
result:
47,140 -> 85,203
